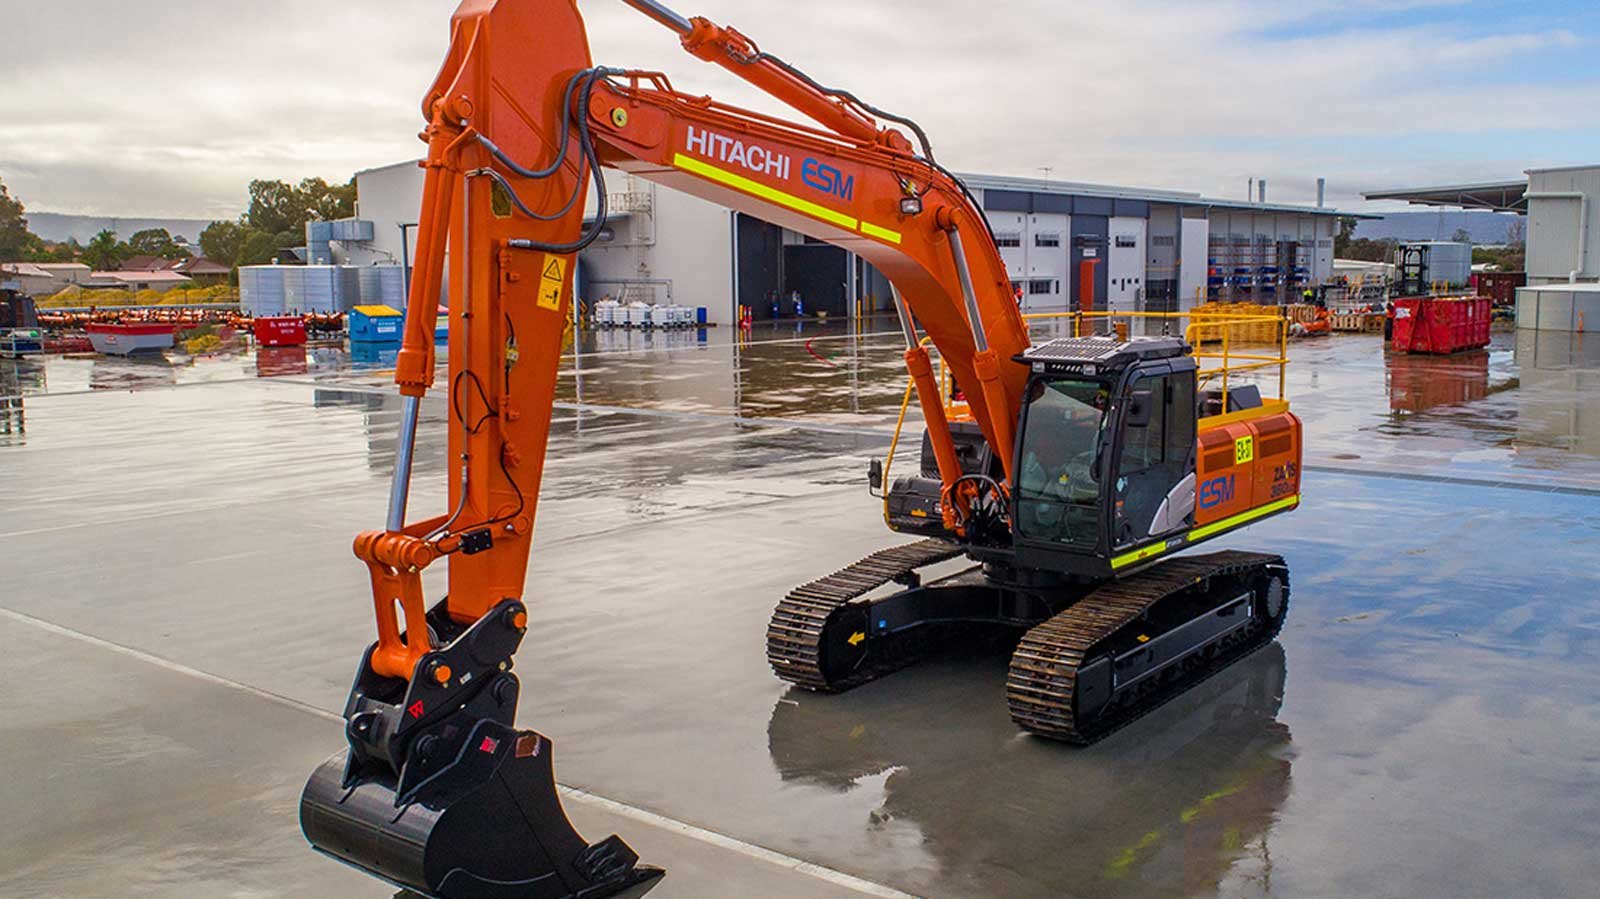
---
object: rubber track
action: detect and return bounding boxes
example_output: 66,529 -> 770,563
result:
767,538 -> 964,691
1006,550 -> 1288,744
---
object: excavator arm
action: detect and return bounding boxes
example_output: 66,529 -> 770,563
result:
301,1 -> 1034,897
366,0 -> 1034,680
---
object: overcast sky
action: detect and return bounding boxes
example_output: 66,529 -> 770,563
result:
2,0 -> 1596,221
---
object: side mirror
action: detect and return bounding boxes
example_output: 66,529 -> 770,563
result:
868,458 -> 884,492
1126,389 -> 1155,428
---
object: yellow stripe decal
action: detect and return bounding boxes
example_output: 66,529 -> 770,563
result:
1110,541 -> 1171,570
1111,494 -> 1299,570
1188,494 -> 1299,541
672,153 -> 858,231
859,220 -> 903,244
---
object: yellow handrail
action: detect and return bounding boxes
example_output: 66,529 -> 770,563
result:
879,372 -> 917,523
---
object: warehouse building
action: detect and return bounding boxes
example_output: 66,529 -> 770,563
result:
344,159 -> 1346,326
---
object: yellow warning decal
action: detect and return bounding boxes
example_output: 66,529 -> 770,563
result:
1234,435 -> 1254,465
537,254 -> 566,311
847,632 -> 866,647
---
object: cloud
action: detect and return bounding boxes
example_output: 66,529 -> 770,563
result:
0,0 -> 1594,218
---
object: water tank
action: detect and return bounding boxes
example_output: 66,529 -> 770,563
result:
357,265 -> 407,309
239,266 -> 287,317
1400,241 -> 1473,288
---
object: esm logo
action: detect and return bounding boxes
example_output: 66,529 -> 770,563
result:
802,158 -> 854,201
1199,474 -> 1235,510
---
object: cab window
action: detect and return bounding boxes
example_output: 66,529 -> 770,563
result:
1016,378 -> 1107,547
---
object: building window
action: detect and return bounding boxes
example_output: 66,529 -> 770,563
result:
1034,232 -> 1061,248
1152,235 -> 1175,247
1028,279 -> 1058,295
996,232 -> 1022,248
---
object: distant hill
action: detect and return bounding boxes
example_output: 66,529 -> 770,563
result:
26,212 -> 227,245
1354,211 -> 1519,245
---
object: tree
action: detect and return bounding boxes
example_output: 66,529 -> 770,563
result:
44,239 -> 81,263
246,176 -> 357,238
82,229 -> 127,270
1505,217 -> 1526,247
300,176 -> 357,221
1450,227 -> 1472,244
0,177 -> 32,261
236,230 -> 280,267
246,179 -> 308,236
200,220 -> 252,266
1341,237 -> 1396,263
128,227 -> 186,259
1333,216 -> 1358,257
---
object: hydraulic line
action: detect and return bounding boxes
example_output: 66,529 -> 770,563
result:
496,67 -> 623,255
731,48 -> 997,246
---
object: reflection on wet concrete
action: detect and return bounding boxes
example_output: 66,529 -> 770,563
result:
562,326 -> 913,429
255,345 -> 309,377
1385,349 -> 1496,414
1513,328 -> 1600,459
1284,330 -> 1600,489
768,644 -> 1291,898
89,354 -> 178,391
0,359 -> 40,444
350,341 -> 401,370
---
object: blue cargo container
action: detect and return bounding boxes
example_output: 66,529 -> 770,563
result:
350,305 -> 403,343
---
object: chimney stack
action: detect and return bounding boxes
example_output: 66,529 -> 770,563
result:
1316,178 -> 1326,208
1258,179 -> 1268,204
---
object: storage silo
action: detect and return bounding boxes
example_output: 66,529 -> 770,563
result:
239,266 -> 287,317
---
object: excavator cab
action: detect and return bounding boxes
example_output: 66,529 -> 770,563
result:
1008,335 -> 1199,578
885,334 -> 1205,579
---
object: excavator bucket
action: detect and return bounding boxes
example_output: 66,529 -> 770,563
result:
301,598 -> 661,899
302,721 -> 662,899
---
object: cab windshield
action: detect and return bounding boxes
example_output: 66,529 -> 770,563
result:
1016,377 -> 1107,547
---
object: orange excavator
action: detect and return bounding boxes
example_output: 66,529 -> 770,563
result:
299,1 -> 1303,896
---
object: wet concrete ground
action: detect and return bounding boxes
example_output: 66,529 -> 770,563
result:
2,321 -> 1598,898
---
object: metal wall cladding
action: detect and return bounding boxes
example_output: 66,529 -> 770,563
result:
239,266 -> 287,317
284,265 -> 360,314
304,221 -> 335,266
357,265 -> 407,309
329,218 -> 376,242
1517,285 -> 1600,331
